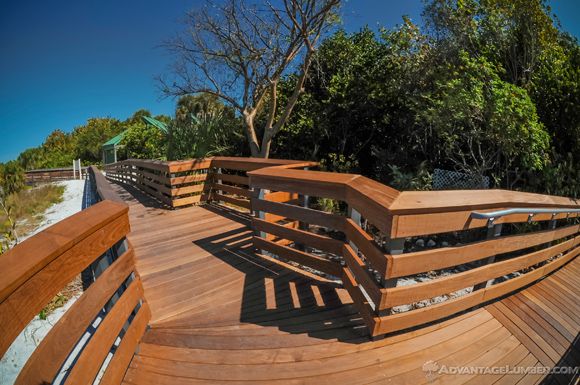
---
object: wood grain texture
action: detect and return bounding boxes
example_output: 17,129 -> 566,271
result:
390,224 -> 580,277
65,277 -> 145,384
0,213 -> 130,358
15,247 -> 137,385
253,218 -> 343,256
343,219 -> 389,279
0,200 -> 128,304
78,180 -> 580,384
100,302 -> 152,385
252,199 -> 346,232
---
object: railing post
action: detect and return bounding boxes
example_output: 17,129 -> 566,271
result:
347,206 -> 362,254
544,214 -> 557,248
252,188 -> 267,255
217,167 -> 223,204
473,221 -> 503,291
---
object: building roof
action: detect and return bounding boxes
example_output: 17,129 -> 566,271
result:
102,130 -> 128,150
142,116 -> 169,132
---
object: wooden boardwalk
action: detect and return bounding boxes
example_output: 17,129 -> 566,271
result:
111,182 -> 580,385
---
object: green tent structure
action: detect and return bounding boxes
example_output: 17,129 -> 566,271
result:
101,116 -> 170,165
102,130 -> 128,165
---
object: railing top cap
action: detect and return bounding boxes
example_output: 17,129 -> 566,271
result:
387,189 -> 580,215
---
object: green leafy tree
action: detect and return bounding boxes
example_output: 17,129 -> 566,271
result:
41,129 -> 76,168
127,109 -> 152,125
73,117 -> 126,164
419,52 -> 549,187
0,161 -> 26,195
164,109 -> 243,161
120,123 -> 165,159
17,147 -> 44,171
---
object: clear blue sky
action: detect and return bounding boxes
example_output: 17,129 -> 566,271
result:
1,0 -> 578,163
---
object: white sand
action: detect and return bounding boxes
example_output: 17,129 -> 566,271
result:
0,179 -> 88,385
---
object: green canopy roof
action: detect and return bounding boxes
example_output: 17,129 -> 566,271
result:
142,116 -> 169,132
102,130 -> 128,150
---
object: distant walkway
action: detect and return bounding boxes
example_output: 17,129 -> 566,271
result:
111,181 -> 580,384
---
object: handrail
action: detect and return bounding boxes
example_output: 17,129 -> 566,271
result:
88,165 -> 127,205
1,200 -> 150,385
247,164 -> 580,337
104,157 -> 318,209
471,207 -> 580,220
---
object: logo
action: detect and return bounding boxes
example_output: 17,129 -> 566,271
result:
423,360 -> 440,383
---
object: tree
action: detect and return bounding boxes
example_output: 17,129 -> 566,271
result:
127,109 -> 152,125
17,147 -> 43,171
0,161 -> 25,195
73,117 -> 126,164
156,0 -> 341,158
42,129 -> 76,168
120,122 -> 165,160
164,106 -> 244,161
418,52 -> 549,187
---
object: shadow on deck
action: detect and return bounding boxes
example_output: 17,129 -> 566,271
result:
110,182 -> 580,385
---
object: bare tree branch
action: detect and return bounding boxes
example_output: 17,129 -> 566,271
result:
156,0 -> 341,157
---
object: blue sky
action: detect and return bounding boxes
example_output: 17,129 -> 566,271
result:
1,0 -> 578,163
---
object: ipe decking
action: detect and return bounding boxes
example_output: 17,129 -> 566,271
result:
2,157 -> 580,384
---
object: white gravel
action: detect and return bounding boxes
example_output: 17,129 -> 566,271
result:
0,179 -> 88,385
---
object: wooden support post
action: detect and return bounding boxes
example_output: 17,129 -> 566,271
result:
217,168 -> 223,204
347,206 -> 362,254
252,188 -> 267,255
378,237 -> 404,317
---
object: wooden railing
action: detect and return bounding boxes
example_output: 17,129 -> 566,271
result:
248,166 -> 580,337
0,169 -> 150,384
25,167 -> 88,183
104,157 -> 317,209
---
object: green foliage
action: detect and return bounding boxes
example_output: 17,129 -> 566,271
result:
40,129 -> 77,168
120,123 -> 165,160
389,162 -> 433,191
164,110 -> 242,161
0,161 -> 25,195
0,192 -> 18,254
319,153 -> 359,174
73,117 -> 127,164
17,147 -> 43,171
418,52 -> 549,182
317,198 -> 340,214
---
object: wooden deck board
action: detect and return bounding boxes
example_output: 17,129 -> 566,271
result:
108,182 -> 580,384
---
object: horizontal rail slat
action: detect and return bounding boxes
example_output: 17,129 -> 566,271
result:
213,192 -> 251,210
216,173 -> 249,186
171,173 -> 210,185
253,218 -> 343,256
213,182 -> 253,198
171,183 -> 208,197
252,199 -> 346,232
0,212 -> 131,358
382,237 -> 580,308
15,246 -> 137,385
342,244 -> 383,307
264,191 -> 299,203
65,277 -> 145,384
253,236 -> 342,278
172,193 -> 211,207
0,201 -> 128,305
390,224 -> 580,278
99,302 -> 151,385
375,244 -> 580,335
340,267 -> 379,335
343,219 -> 389,279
